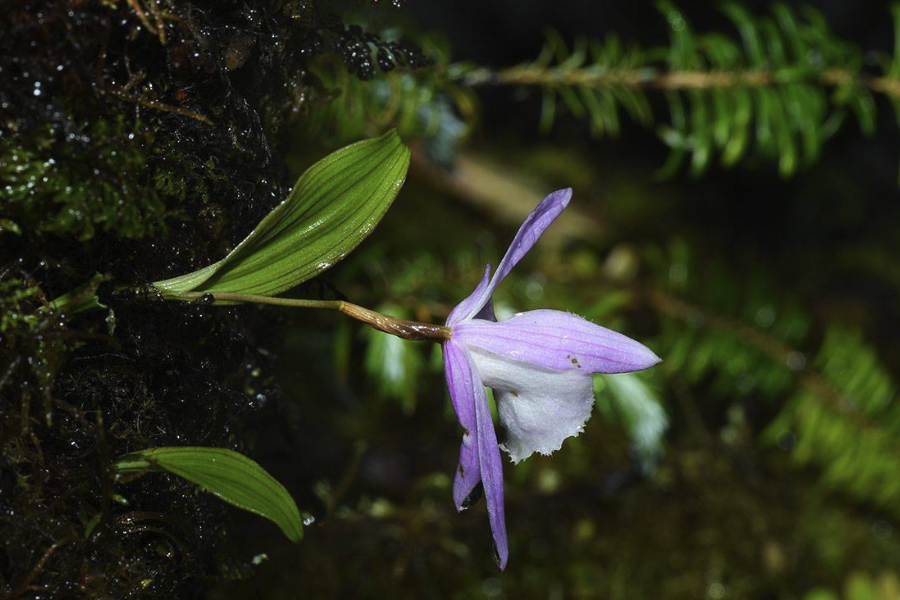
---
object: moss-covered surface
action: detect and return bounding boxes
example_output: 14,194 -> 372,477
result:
0,0 -> 418,595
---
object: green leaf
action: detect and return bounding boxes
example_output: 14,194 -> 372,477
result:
115,447 -> 304,543
153,130 -> 410,299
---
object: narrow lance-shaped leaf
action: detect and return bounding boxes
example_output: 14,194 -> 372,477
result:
153,129 -> 411,299
115,447 -> 304,543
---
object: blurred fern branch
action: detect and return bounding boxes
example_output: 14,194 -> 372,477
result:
452,2 -> 900,179
627,241 -> 900,517
304,3 -> 900,179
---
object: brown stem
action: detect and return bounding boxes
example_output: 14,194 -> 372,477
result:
339,302 -> 451,342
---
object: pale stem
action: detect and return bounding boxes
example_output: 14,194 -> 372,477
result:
170,291 -> 451,343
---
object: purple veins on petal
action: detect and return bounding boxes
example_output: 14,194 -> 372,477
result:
454,309 -> 661,374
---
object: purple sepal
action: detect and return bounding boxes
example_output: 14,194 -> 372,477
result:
454,309 -> 661,374
468,350 -> 509,570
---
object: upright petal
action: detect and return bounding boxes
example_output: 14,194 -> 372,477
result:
443,341 -> 483,510
469,347 -> 596,464
454,309 -> 661,374
457,189 -> 572,322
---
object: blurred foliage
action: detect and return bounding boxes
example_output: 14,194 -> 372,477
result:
804,572 -> 900,600
362,304 -> 428,413
301,3 -> 900,180
768,329 -> 900,512
627,238 -> 900,518
596,372 -> 668,473
445,2 -> 900,180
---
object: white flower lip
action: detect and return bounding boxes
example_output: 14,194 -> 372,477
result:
468,347 -> 596,464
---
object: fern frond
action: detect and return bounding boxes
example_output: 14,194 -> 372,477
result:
639,242 -> 900,515
454,2 -> 900,180
766,329 -> 900,511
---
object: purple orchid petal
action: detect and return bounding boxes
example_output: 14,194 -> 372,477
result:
443,341 -> 483,509
454,309 -> 661,374
469,347 -> 596,464
446,265 -> 492,327
457,189 -> 572,323
469,353 -> 509,570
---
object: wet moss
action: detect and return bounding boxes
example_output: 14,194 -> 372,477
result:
0,0 -> 421,596
1,118 -> 169,241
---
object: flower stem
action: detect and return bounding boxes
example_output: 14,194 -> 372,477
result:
171,291 -> 451,343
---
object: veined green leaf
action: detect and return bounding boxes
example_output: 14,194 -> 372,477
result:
153,130 -> 410,299
115,447 -> 304,543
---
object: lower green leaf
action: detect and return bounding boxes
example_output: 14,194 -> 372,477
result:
115,447 -> 303,543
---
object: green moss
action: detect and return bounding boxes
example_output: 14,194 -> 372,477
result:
0,278 -> 42,334
0,277 -> 68,414
0,117 -> 167,240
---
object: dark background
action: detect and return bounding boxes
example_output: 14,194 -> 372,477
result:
4,1 -> 900,598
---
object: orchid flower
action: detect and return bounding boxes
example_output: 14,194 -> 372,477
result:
442,188 -> 661,569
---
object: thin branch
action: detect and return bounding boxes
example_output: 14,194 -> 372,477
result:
106,88 -> 213,126
460,65 -> 900,98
